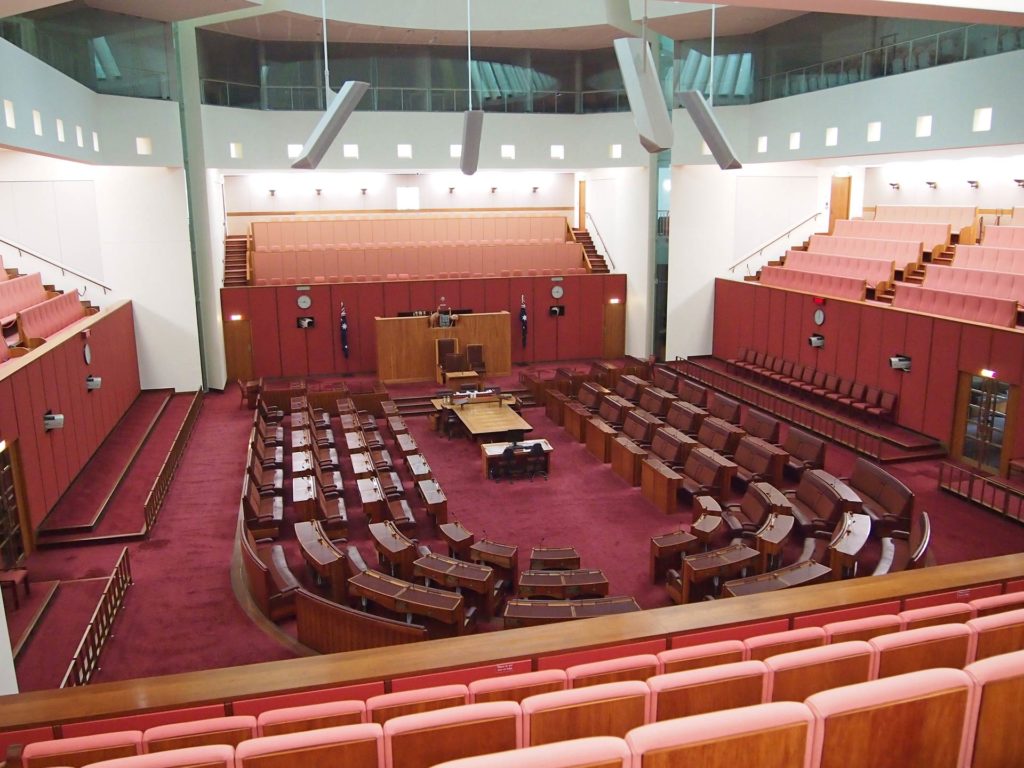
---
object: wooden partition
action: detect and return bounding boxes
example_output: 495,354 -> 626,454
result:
375,312 -> 511,384
296,589 -> 428,653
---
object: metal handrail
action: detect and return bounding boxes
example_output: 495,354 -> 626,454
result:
727,210 -> 824,275
0,235 -> 112,295
584,212 -> 616,272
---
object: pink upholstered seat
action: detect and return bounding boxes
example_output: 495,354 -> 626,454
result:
383,702 -> 521,768
626,701 -> 814,768
143,717 -> 256,753
83,745 -> 234,768
429,736 -> 630,768
970,591 -> 1024,617
822,614 -> 901,644
234,723 -> 383,768
256,699 -> 365,736
805,668 -> 974,768
657,640 -> 746,672
646,660 -> 767,721
963,649 -> 1024,767
744,627 -> 826,661
764,641 -> 875,702
521,681 -> 650,746
566,654 -> 661,688
899,602 -> 975,630
22,731 -> 143,768
966,607 -> 1024,661
366,684 -> 469,725
468,670 -> 566,703
868,623 -> 974,678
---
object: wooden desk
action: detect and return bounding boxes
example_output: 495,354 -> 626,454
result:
563,402 -> 592,443
386,416 -> 408,437
529,546 -> 580,571
350,452 -> 375,479
446,371 -> 481,389
829,512 -> 873,580
414,553 -> 497,619
347,570 -> 467,634
611,436 -> 648,486
589,361 -> 620,388
692,512 -> 724,550
416,479 -> 448,526
291,450 -> 313,478
406,453 -> 433,483
481,439 -> 552,479
291,429 -> 311,451
357,477 -> 386,523
293,521 -> 347,602
616,374 -> 649,402
291,476 -> 316,522
503,596 -> 641,628
368,521 -> 418,581
339,413 -> 360,433
432,395 -> 532,442
345,431 -> 367,453
585,417 -> 619,464
396,433 -> 419,459
290,396 -> 308,413
439,521 -> 475,560
753,513 -> 795,573
471,539 -> 519,584
518,569 -> 609,600
599,394 -> 636,426
641,457 -> 683,515
681,543 -> 759,603
650,529 -> 699,583
723,559 -> 832,597
545,390 -> 570,426
638,386 -> 677,417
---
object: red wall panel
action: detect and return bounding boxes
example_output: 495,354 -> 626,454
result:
876,309 -> 908,395
276,287 -> 309,376
53,344 -> 82,474
781,291 -> 805,364
40,354 -> 70,493
898,315 -> 934,432
921,319 -> 963,443
989,328 -> 1024,384
354,282 -> 383,372
220,287 -> 250,320
711,279 -> 743,360
435,279 -> 462,311
11,371 -> 46,528
958,324 -> 994,379
533,277 -> 559,362
407,280 -> 435,313
480,278 -> 507,314
248,289 -> 282,377
751,286 -> 771,352
382,282 -> 410,318
509,277 -> 535,363
853,305 -> 883,386
765,288 -> 787,357
554,276 -> 583,360
578,275 -> 605,358
304,285 -> 337,375
460,280 -> 486,313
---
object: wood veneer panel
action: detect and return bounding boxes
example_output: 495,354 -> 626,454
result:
972,619 -> 1024,661
261,709 -> 362,736
369,695 -> 465,725
641,722 -> 809,768
527,694 -> 646,745
655,675 -> 764,721
391,660 -> 531,692
769,655 -> 872,702
471,680 -> 565,704
971,675 -> 1024,768
390,716 -> 518,768
146,726 -> 252,752
374,312 -> 510,383
661,648 -> 745,674
238,736 -> 379,768
875,636 -> 971,678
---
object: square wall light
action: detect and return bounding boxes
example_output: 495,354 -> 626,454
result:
867,121 -> 882,142
825,127 -> 838,146
916,115 -> 933,138
757,136 -> 767,153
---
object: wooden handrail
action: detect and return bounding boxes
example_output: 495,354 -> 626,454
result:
2,551 -> 1020,731
728,210 -> 824,274
143,391 -> 205,532
0,235 -> 112,295
59,548 -> 133,688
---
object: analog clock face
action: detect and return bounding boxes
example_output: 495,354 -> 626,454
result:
813,308 -> 826,326
297,294 -> 312,310
83,342 -> 92,365
551,285 -> 565,299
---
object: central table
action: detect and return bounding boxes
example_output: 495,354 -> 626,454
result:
431,395 -> 532,441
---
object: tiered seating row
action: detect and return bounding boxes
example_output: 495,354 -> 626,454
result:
953,243 -> 1024,274
807,233 -> 921,275
12,604 -> 1024,768
833,218 -> 951,256
251,242 -> 585,284
982,224 -> 1024,249
728,349 -> 897,421
17,289 -> 90,347
782,249 -> 894,294
758,265 -> 866,301
893,284 -> 1018,328
252,216 -> 568,253
0,272 -> 53,327
924,263 -> 1024,307
872,204 -> 978,243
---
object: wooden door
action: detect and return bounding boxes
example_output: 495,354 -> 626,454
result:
602,301 -> 626,359
829,175 -> 852,234
952,372 -> 1019,476
224,318 -> 254,383
578,181 -> 586,230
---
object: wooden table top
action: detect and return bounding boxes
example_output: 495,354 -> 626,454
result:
291,450 -> 313,475
723,560 -> 832,597
357,477 -> 384,506
503,596 -> 641,625
518,569 -> 609,598
291,476 -> 315,504
415,553 -> 495,594
684,543 -> 759,576
529,546 -> 580,570
294,520 -> 343,569
439,521 -> 474,548
471,539 -> 518,570
454,404 -> 532,437
830,512 -> 873,558
368,521 -> 414,557
348,570 -> 464,623
754,513 -> 795,550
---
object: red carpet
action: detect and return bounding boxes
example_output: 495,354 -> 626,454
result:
38,391 -> 171,532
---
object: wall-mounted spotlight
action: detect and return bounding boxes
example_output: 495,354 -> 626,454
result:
269,189 -> 276,197
490,187 -> 497,194
448,187 -> 455,194
360,188 -> 367,195
532,186 -> 539,194
889,354 -> 912,372
967,180 -> 980,189
808,333 -> 825,348
85,375 -> 102,391
315,188 -> 322,196
925,181 -> 937,189
888,182 -> 900,191
1015,179 -> 1024,188
43,411 -> 65,431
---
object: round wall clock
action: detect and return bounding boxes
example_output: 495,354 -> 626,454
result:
813,308 -> 826,326
551,285 -> 565,300
296,294 -> 312,310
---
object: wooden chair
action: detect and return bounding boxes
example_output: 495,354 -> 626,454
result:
466,344 -> 485,376
237,379 -> 259,409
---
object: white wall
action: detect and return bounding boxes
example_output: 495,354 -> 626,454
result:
580,165 -> 653,357
0,606 -> 16,696
0,150 -> 202,392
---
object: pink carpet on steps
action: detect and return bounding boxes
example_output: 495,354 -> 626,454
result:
39,391 -> 172,531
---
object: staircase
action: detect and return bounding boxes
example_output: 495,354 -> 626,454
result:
572,229 -> 610,274
224,235 -> 250,287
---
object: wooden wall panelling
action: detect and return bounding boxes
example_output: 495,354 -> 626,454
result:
436,279 -> 462,311
26,363 -> 58,512
824,299 -> 855,377
54,343 -> 82,475
921,319 -> 963,444
602,274 -> 627,360
460,279 -> 486,313
480,278 -> 508,314
408,280 -> 435,313
223,319 -> 254,383
305,284 -> 336,375
711,279 -> 737,360
578,275 -> 605,358
277,286 -> 310,377
555,276 -> 583,361
355,281 -> 383,373
877,309 -> 909,396
382,282 -> 410,319
782,291 -> 805,364
899,314 -> 934,433
751,285 -> 771,353
990,329 -> 1024,463
247,288 -> 282,378
10,371 -> 46,528
41,354 -> 70,493
296,589 -> 427,653
958,323 -> 994,380
852,305 -> 884,387
533,277 -> 559,362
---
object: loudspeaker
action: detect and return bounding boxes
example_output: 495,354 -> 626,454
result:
808,334 -> 825,348
43,413 -> 65,431
889,355 -> 912,371
290,81 -> 369,170
460,110 -> 484,175
85,375 -> 102,391
613,37 -> 673,154
677,89 -> 742,170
